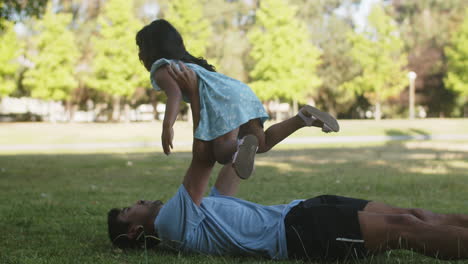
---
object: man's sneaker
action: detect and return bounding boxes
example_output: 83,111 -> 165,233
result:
232,135 -> 259,180
298,105 -> 340,133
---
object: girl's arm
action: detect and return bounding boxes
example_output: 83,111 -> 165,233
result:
154,66 -> 182,155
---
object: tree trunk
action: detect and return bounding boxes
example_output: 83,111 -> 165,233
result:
150,91 -> 159,121
124,103 -> 131,123
46,101 -> 52,122
94,103 -> 104,122
71,104 -> 78,122
265,100 -> 272,117
328,103 -> 337,118
275,99 -> 281,122
65,100 -> 72,122
187,106 -> 193,124
112,95 -> 121,122
152,101 -> 159,121
464,103 -> 468,118
293,99 -> 298,116
374,102 -> 382,120
86,99 -> 94,122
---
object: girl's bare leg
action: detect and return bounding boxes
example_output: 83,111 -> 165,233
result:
212,105 -> 336,161
211,115 -> 305,165
211,128 -> 239,164
240,116 -> 306,153
214,163 -> 240,196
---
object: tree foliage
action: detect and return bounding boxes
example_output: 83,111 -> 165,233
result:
0,21 -> 20,97
314,17 -> 361,116
341,4 -> 407,119
445,8 -> 468,98
87,0 -> 145,98
392,0 -> 466,48
1,0 -> 467,120
23,3 -> 78,101
248,0 -> 322,103
164,0 -> 212,58
201,0 -> 253,82
0,0 -> 48,28
390,0 -> 468,116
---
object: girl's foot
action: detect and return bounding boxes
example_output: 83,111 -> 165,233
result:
232,135 -> 258,180
298,105 -> 340,133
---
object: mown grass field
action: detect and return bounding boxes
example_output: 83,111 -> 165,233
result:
1,118 -> 467,146
1,119 -> 468,263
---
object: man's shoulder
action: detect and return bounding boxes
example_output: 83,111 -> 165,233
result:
155,185 -> 205,243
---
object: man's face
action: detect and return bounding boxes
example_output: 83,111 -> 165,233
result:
119,200 -> 164,228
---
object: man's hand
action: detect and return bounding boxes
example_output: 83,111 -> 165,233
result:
167,62 -> 197,91
161,126 -> 174,155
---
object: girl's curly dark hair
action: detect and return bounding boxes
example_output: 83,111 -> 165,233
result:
136,19 -> 215,72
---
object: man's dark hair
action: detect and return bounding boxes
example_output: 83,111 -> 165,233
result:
136,19 -> 216,72
107,208 -> 160,249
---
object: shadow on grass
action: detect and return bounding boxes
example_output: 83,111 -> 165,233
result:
384,128 -> 430,137
1,143 -> 468,264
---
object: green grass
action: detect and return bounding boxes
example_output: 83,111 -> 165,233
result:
0,118 -> 467,146
1,121 -> 468,263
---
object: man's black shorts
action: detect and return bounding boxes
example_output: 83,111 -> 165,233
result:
284,195 -> 370,261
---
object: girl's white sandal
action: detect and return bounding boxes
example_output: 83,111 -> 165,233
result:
298,105 -> 340,133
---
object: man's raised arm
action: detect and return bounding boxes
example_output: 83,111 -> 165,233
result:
167,63 -> 215,206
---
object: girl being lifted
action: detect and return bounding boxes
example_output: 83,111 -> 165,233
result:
136,19 -> 339,180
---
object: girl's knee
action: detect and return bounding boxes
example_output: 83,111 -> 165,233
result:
257,140 -> 269,153
213,148 -> 232,164
193,140 -> 215,164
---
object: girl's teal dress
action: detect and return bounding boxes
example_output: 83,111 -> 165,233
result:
150,59 -> 269,141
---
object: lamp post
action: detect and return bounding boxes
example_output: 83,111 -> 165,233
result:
407,71 -> 417,119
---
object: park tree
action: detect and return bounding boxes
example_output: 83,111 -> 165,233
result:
445,8 -> 468,117
87,0 -> 145,121
197,0 -> 256,82
22,3 -> 78,102
341,4 -> 407,120
60,0 -> 113,117
390,0 -> 467,117
0,20 -> 20,98
0,0 -> 48,28
200,0 -> 254,82
314,16 -> 361,117
248,0 -> 322,117
164,0 -> 212,58
294,0 -> 362,117
157,0 -> 213,122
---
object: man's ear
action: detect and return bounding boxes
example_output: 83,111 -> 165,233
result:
128,225 -> 144,240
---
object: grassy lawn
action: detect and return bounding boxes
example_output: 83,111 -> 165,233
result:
1,120 -> 468,263
0,118 -> 467,146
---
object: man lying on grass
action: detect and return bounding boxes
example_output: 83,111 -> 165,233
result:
107,66 -> 468,262
107,161 -> 468,261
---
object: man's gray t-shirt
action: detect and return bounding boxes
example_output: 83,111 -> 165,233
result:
154,185 -> 302,259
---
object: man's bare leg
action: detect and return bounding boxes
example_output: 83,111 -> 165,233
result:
364,202 -> 468,229
359,211 -> 468,260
